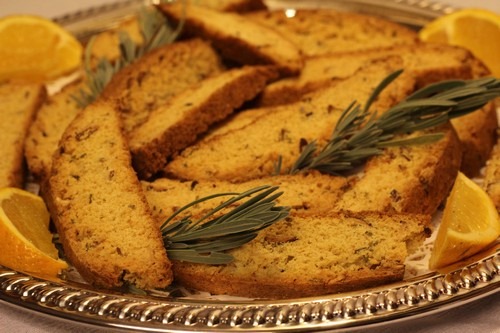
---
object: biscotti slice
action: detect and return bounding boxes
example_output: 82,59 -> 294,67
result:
172,211 -> 431,299
334,124 -> 462,215
130,66 -> 278,178
483,138 -> 500,212
25,80 -> 85,180
245,9 -> 418,57
157,3 -> 303,76
164,57 -> 416,182
258,43 -> 479,107
101,38 -> 225,133
45,102 -> 172,289
189,0 -> 266,12
143,171 -> 352,223
0,82 -> 46,188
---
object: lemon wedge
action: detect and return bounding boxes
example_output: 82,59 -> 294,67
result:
0,15 -> 83,82
0,187 -> 67,278
429,172 -> 500,269
419,8 -> 500,77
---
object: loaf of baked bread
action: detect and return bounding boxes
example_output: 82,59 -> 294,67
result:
0,82 -> 46,188
25,80 -> 84,180
157,3 -> 303,76
45,101 -> 172,289
172,211 -> 431,299
130,66 -> 278,178
245,8 -> 418,57
164,58 -> 417,182
102,38 -> 225,133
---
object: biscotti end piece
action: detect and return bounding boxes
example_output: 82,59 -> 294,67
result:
130,65 -> 278,179
101,38 -> 225,133
45,102 -> 172,289
157,3 -> 304,76
0,82 -> 46,188
173,211 -> 431,299
25,80 -> 84,181
245,9 -> 418,57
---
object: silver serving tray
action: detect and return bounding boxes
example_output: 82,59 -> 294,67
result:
1,0 -> 499,331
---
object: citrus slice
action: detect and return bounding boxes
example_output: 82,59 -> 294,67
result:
0,187 -> 67,278
429,172 -> 500,269
0,15 -> 83,82
419,8 -> 500,77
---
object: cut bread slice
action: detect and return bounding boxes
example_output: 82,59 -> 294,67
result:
245,8 -> 418,57
157,3 -> 303,76
102,38 -> 225,133
130,66 -> 278,179
45,101 -> 173,289
0,82 -> 46,188
172,211 -> 431,299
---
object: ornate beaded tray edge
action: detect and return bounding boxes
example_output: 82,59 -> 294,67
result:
1,0 -> 499,331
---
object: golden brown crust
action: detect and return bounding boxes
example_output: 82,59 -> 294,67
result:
130,66 -> 278,179
157,3 -> 303,76
172,212 -> 430,299
0,82 -> 46,188
101,38 -> 225,133
189,0 -> 267,12
45,102 -> 172,289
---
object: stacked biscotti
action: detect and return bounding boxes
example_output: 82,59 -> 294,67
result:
19,2 -> 498,299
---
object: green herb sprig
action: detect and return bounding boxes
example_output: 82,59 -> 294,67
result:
288,70 -> 500,175
72,5 -> 185,108
161,186 -> 290,264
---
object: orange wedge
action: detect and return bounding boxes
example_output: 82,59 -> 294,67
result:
0,15 -> 83,82
419,8 -> 500,77
429,172 -> 500,269
0,187 -> 67,278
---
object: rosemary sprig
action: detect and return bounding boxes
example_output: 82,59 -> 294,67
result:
161,186 -> 290,264
289,70 -> 500,175
72,5 -> 185,108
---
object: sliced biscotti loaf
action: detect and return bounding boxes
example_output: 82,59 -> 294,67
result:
25,80 -> 84,180
157,3 -> 303,76
0,83 -> 46,188
334,124 -> 462,215
143,171 -> 352,223
258,43 -> 479,107
164,57 -> 416,182
245,9 -> 418,57
130,66 -> 278,179
101,38 -> 225,133
172,211 -> 431,299
45,102 -> 173,289
483,137 -> 500,212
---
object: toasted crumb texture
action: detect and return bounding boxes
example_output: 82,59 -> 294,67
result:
173,211 -> 431,299
142,171 -> 352,224
101,38 -> 225,133
165,58 -> 415,182
483,138 -> 500,212
45,102 -> 172,289
0,82 -> 46,188
245,9 -> 418,57
130,66 -> 278,178
25,80 -> 84,181
157,3 -> 303,76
